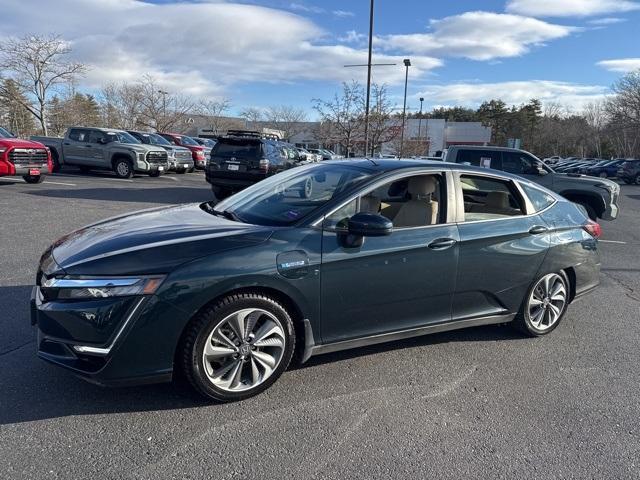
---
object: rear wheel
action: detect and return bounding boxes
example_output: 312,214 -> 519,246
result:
113,158 -> 133,179
51,152 -> 61,173
23,175 -> 44,184
212,185 -> 233,200
179,293 -> 295,402
635,174 -> 640,185
514,272 -> 569,336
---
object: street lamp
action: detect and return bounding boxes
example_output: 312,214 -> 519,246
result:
158,89 -> 169,128
399,58 -> 411,158
417,97 -> 424,140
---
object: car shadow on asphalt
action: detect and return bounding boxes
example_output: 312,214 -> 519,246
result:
26,187 -> 213,204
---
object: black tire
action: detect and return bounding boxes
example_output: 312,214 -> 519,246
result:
176,168 -> 187,174
188,167 -> 195,173
113,158 -> 134,179
23,175 -> 45,184
576,201 -> 597,220
624,178 -> 634,184
212,185 -> 232,200
149,170 -> 161,177
635,174 -> 640,185
50,151 -> 61,173
513,271 -> 569,337
179,292 -> 296,402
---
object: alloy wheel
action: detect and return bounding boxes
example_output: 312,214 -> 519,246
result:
116,162 -> 130,177
527,273 -> 567,331
202,308 -> 286,392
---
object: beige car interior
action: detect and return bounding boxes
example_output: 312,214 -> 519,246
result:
461,176 -> 523,220
357,175 -> 440,228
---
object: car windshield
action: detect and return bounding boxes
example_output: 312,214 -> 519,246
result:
179,135 -> 199,146
147,133 -> 172,146
208,163 -> 374,226
0,127 -> 13,138
197,138 -> 216,147
113,131 -> 141,144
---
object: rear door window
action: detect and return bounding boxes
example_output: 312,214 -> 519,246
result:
68,128 -> 90,142
456,149 -> 502,170
460,174 -> 525,221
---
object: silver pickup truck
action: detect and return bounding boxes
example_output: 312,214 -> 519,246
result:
32,127 -> 169,178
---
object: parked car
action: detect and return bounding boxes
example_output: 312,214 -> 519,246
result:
444,146 -> 619,220
581,159 -> 626,178
31,159 -> 601,402
205,130 -> 307,199
158,133 -> 207,170
0,127 -> 52,184
33,127 -> 169,178
295,146 -> 320,162
127,131 -> 194,173
309,148 -> 341,160
618,159 -> 640,184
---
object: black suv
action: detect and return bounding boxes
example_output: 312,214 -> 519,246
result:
618,159 -> 640,184
205,130 -> 308,199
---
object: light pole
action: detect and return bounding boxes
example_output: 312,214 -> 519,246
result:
417,97 -> 424,140
399,58 -> 411,158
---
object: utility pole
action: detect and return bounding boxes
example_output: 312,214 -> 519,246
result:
418,97 -> 424,156
344,0 -> 394,156
158,89 -> 168,130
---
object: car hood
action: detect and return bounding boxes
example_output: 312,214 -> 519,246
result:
0,138 -> 46,149
127,143 -> 166,154
554,172 -> 617,188
49,204 -> 273,275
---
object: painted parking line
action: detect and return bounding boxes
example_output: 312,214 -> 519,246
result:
44,181 -> 77,186
600,240 -> 627,244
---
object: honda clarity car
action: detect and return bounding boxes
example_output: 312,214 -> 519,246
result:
32,159 -> 601,402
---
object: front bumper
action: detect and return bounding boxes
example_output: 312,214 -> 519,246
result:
603,202 -> 618,221
13,164 -> 50,176
31,286 -> 180,386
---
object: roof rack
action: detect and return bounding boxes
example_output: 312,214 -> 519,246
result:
225,129 -> 281,141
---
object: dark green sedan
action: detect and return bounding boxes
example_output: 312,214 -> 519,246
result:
32,160 -> 601,402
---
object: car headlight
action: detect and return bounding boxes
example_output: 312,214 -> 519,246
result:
41,276 -> 165,300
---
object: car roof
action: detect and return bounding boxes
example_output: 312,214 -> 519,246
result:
322,158 -> 530,182
447,144 -> 525,153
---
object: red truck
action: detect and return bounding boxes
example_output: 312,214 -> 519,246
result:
0,127 -> 52,184
158,133 -> 206,170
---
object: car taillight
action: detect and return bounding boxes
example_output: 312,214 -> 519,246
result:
259,158 -> 270,172
583,219 -> 601,239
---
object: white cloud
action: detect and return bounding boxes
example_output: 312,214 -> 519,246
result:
0,0 -> 441,97
333,10 -> 354,18
289,2 -> 324,14
418,80 -> 609,109
506,0 -> 640,17
588,17 -> 627,24
597,58 -> 640,72
377,12 -> 575,61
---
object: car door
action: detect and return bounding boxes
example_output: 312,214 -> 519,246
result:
86,130 -> 109,167
319,170 -> 459,344
452,171 -> 551,321
64,128 -> 91,165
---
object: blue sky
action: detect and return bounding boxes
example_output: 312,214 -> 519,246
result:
3,0 -> 640,117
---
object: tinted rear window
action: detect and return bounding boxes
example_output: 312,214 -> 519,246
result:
213,139 -> 261,158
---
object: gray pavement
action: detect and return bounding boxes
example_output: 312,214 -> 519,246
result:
0,169 -> 638,479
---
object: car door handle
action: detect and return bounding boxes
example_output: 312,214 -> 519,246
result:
529,225 -> 549,235
428,238 -> 457,250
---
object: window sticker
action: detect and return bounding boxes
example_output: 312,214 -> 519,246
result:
480,157 -> 492,168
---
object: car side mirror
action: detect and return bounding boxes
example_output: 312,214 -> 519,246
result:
348,212 -> 393,237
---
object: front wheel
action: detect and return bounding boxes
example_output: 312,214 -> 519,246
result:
176,168 -> 187,174
113,159 -> 134,179
635,174 -> 640,185
23,175 -> 45,184
513,272 -> 569,336
179,293 -> 296,402
149,170 -> 161,177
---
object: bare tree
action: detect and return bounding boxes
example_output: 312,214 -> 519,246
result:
367,83 -> 400,155
0,34 -> 85,135
136,75 -> 195,132
263,105 -> 307,139
312,81 -> 365,156
197,98 -> 233,134
583,101 -> 607,158
100,82 -> 144,130
240,107 -> 265,125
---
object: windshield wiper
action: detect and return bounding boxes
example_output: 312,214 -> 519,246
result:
212,208 -> 243,223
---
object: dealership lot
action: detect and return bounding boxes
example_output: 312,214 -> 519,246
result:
0,172 -> 639,479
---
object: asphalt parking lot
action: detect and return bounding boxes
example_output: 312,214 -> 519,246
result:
0,170 -> 639,479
